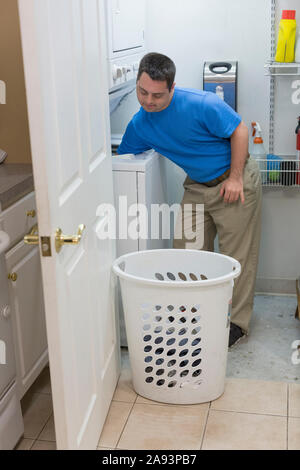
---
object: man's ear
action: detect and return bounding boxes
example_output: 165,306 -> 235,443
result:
171,82 -> 176,91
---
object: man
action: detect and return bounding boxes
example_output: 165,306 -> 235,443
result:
117,52 -> 262,347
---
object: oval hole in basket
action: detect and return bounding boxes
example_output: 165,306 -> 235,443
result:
178,272 -> 187,281
155,273 -> 164,281
156,358 -> 164,366
191,304 -> 201,313
156,369 -> 165,376
145,377 -> 154,383
179,338 -> 188,347
143,324 -> 151,331
180,370 -> 189,378
192,369 -> 202,377
141,302 -> 151,310
157,379 -> 165,386
155,315 -> 162,323
154,326 -> 163,334
155,348 -> 164,355
144,345 -> 152,353
166,327 -> 175,335
145,366 -> 153,373
189,273 -> 198,281
179,349 -> 189,357
167,349 -> 176,356
178,328 -> 188,336
179,360 -> 189,368
167,316 -> 175,324
142,313 -> 151,321
192,380 -> 203,389
179,305 -> 186,313
180,381 -> 190,388
192,359 -> 202,367
167,272 -> 176,281
191,327 -> 201,335
166,305 -> 174,312
154,305 -> 162,311
144,356 -> 153,363
166,338 -> 176,346
191,316 -> 201,324
192,348 -> 201,357
167,359 -> 176,367
168,381 -> 177,388
143,335 -> 152,342
155,337 -> 163,345
168,369 -> 177,378
191,338 -> 201,347
200,274 -> 208,280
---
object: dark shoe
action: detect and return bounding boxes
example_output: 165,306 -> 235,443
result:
229,323 -> 245,347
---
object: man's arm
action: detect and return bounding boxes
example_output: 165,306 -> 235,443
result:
220,121 -> 249,204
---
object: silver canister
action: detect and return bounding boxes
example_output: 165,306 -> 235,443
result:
203,61 -> 238,111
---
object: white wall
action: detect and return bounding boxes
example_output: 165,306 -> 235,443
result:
144,0 -> 300,291
145,0 -> 271,207
145,0 -> 271,145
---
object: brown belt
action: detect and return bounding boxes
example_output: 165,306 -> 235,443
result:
201,168 -> 231,187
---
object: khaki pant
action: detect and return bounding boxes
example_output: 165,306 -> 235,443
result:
173,158 -> 262,333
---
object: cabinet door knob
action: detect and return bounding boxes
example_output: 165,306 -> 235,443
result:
24,224 -> 39,245
8,272 -> 17,282
2,305 -> 11,318
26,210 -> 36,218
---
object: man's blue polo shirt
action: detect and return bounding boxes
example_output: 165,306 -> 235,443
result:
117,87 -> 241,183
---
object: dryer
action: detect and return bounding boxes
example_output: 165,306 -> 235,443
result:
112,150 -> 169,346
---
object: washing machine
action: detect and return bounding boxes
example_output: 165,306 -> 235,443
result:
0,231 -> 23,449
112,149 -> 169,346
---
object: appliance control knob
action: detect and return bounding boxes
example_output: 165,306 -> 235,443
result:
2,305 -> 11,319
112,65 -> 123,81
122,65 -> 132,74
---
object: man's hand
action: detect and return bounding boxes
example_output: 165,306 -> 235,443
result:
220,121 -> 248,204
220,176 -> 245,204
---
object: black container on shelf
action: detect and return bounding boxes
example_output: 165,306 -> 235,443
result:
280,161 -> 297,185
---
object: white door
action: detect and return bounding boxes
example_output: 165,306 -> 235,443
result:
18,0 -> 120,450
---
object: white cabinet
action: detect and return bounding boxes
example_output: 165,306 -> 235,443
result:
106,0 -> 146,59
0,192 -> 48,399
6,242 -> 48,399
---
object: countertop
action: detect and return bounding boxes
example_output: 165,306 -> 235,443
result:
0,163 -> 34,211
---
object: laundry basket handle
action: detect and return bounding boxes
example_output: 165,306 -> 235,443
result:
232,259 -> 241,278
112,256 -> 126,277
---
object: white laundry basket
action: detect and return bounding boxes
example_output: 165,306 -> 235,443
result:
113,249 -> 241,404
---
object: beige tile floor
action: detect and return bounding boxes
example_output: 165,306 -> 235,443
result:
14,356 -> 300,451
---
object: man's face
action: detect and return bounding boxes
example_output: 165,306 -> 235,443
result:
136,72 -> 175,112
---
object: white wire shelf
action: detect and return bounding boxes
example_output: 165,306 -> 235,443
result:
264,61 -> 300,76
255,158 -> 300,187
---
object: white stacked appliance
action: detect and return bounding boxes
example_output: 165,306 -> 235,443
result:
105,1 -> 169,345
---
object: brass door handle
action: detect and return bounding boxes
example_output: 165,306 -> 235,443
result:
55,224 -> 86,253
8,272 -> 18,282
24,224 -> 39,245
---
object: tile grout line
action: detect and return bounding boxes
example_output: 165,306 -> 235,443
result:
287,384 -> 290,450
112,394 -> 138,450
207,408 -> 288,418
199,401 -> 211,450
30,412 -> 55,450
